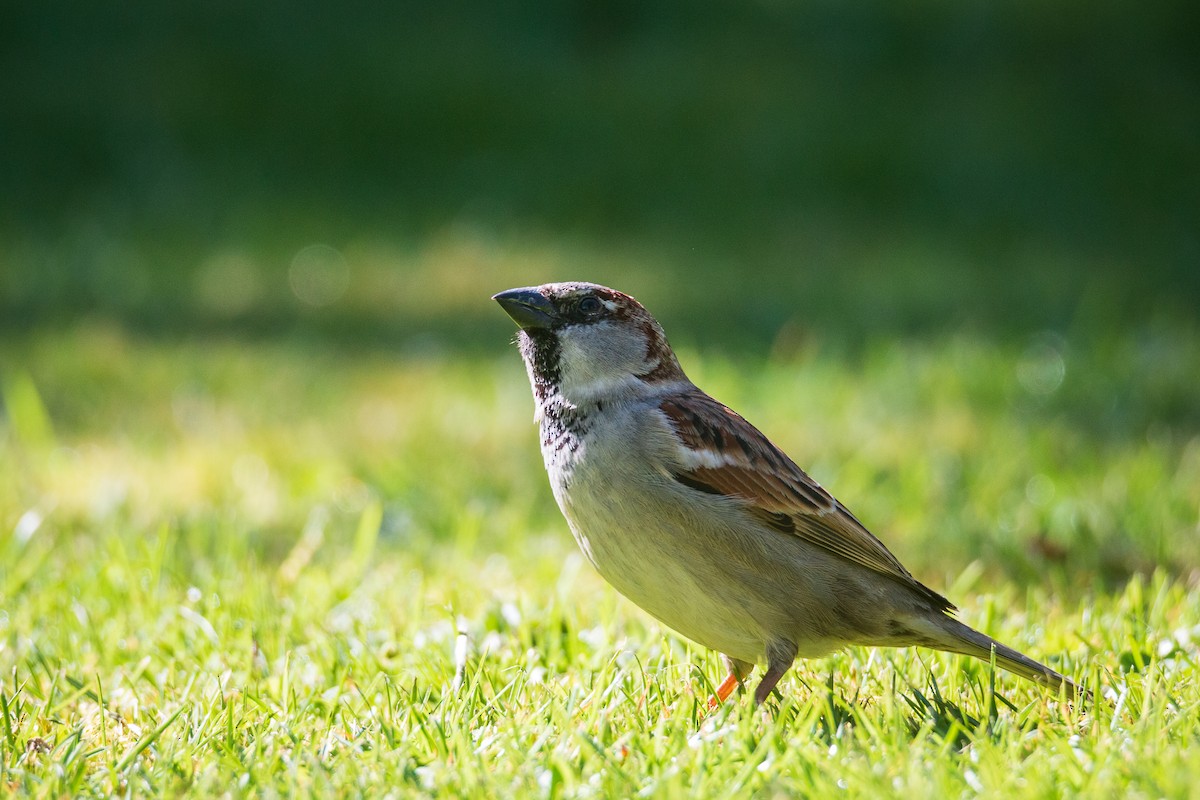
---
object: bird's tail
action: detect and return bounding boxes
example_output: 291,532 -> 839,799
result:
912,614 -> 1090,701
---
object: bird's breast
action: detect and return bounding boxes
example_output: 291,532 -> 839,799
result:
536,402 -> 769,662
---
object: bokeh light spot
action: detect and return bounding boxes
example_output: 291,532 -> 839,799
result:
1017,337 -> 1066,396
289,244 -> 350,307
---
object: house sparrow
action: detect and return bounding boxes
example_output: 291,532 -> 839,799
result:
494,281 -> 1086,705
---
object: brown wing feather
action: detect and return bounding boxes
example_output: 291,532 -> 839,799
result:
660,390 -> 954,613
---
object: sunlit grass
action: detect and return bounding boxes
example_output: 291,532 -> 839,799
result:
1,324 -> 1198,796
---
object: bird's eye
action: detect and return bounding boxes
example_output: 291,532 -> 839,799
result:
578,296 -> 603,314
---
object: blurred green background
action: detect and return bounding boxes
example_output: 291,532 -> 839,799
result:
3,0 -> 1197,344
2,7 -> 1199,791
2,1 -> 1199,585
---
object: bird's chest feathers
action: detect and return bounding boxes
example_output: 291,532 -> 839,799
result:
536,397 -> 662,567
535,394 -> 591,485
530,385 -> 765,660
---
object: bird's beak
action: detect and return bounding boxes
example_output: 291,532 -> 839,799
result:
493,287 -> 559,331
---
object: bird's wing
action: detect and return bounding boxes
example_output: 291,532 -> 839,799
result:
659,389 -> 954,612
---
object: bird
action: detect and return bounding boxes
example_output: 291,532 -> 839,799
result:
493,281 -> 1087,706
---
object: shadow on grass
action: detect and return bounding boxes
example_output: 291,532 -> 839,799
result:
773,668 -> 1042,752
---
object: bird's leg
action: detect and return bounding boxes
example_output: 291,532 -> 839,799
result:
707,656 -> 754,709
753,640 -> 797,706
713,674 -> 740,704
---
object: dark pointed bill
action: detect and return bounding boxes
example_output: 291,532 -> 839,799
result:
493,287 -> 559,331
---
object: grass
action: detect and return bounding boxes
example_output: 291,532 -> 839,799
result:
1,319 -> 1199,797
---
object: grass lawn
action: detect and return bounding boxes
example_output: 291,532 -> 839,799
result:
1,319 -> 1198,797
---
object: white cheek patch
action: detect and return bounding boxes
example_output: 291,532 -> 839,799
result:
557,321 -> 655,402
574,373 -> 641,398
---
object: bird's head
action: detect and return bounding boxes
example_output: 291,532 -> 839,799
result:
493,282 -> 686,405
